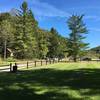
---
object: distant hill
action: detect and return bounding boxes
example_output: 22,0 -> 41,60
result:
90,46 -> 100,52
86,46 -> 100,59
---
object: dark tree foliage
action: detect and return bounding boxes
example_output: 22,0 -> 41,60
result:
12,1 -> 38,59
47,28 -> 67,59
67,15 -> 89,62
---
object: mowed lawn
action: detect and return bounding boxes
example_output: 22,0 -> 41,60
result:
0,62 -> 100,100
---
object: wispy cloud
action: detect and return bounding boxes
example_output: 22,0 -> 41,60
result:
29,0 -> 70,18
89,28 -> 100,32
84,15 -> 100,21
65,6 -> 100,21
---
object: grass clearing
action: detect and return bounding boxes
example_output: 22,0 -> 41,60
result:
0,62 -> 100,100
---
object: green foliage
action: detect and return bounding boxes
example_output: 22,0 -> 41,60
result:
0,20 -> 14,41
0,18 -> 15,59
47,28 -> 67,59
12,1 -> 37,59
6,57 -> 16,62
35,29 -> 49,59
67,14 -> 89,62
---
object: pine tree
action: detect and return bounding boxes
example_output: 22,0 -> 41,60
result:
14,1 -> 37,59
35,29 -> 49,59
67,15 -> 89,62
47,28 -> 58,58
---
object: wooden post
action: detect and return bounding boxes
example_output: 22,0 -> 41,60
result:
13,63 -> 17,73
41,60 -> 42,66
35,61 -> 36,67
10,63 -> 12,72
27,61 -> 28,69
15,63 -> 17,66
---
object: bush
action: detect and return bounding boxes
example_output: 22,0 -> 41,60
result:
0,57 -> 3,64
6,57 -> 16,62
82,57 -> 92,61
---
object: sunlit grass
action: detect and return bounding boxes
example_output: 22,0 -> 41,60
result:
0,62 -> 100,100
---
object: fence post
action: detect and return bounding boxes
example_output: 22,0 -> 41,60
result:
35,61 -> 36,67
12,63 -> 18,73
27,61 -> 29,69
10,63 -> 12,72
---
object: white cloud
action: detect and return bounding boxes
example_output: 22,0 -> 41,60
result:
89,28 -> 100,32
84,15 -> 100,21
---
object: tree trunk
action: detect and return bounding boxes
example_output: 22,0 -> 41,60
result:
73,55 -> 77,62
4,40 -> 7,60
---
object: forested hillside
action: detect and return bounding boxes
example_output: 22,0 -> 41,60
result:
86,46 -> 100,59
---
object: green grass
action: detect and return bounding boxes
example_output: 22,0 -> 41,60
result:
0,62 -> 100,100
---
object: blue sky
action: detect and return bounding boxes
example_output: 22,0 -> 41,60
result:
0,0 -> 100,48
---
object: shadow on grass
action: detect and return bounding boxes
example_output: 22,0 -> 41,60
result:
0,68 -> 100,100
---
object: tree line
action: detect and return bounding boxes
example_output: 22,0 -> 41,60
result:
0,1 -> 88,62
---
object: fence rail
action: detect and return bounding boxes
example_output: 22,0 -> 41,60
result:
0,60 -> 59,72
0,60 -> 100,72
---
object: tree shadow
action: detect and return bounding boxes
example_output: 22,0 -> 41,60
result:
0,67 -> 100,99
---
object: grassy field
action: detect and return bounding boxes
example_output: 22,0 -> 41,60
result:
0,62 -> 100,100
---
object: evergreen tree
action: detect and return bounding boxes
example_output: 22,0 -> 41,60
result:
56,36 -> 67,59
35,29 -> 49,59
67,15 -> 89,62
14,1 -> 37,59
47,28 -> 67,59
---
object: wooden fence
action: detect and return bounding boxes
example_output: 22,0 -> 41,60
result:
0,60 -> 59,72
0,59 -> 100,72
